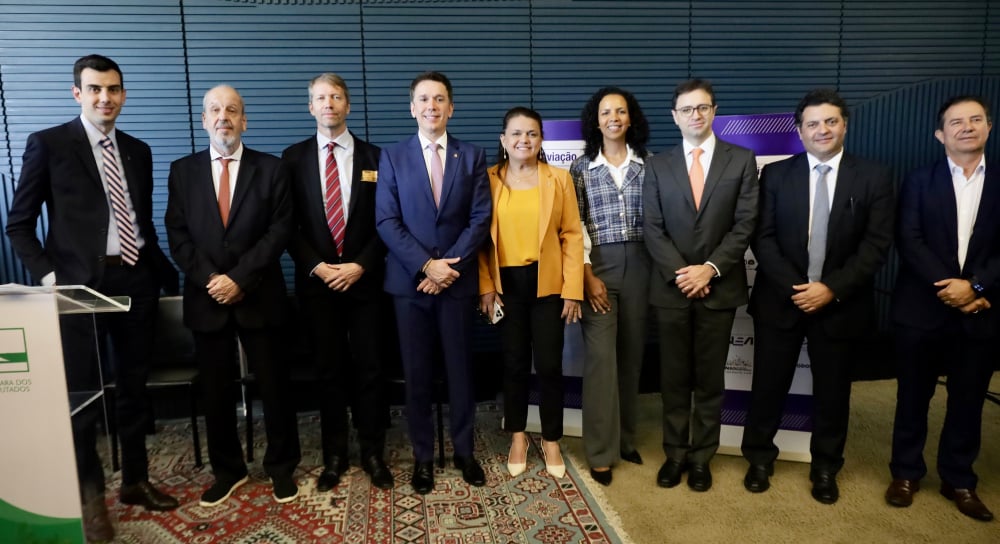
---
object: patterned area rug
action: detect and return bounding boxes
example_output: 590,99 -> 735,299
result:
100,404 -> 627,543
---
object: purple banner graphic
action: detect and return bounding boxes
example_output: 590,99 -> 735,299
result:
713,112 -> 804,157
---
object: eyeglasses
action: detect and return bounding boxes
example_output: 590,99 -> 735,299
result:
674,104 -> 715,117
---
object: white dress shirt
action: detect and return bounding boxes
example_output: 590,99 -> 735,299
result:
948,155 -> 987,270
209,143 -> 244,202
417,131 -> 448,191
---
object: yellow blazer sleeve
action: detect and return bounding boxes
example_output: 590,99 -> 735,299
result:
479,165 -> 502,295
555,167 -> 584,300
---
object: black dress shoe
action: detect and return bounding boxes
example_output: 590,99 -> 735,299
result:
687,463 -> 712,492
317,456 -> 349,492
590,468 -> 613,486
885,478 -> 919,507
620,449 -> 644,465
743,464 -> 774,493
454,455 -> 486,487
940,483 -> 994,521
656,458 -> 686,488
119,480 -> 180,511
810,471 -> 839,504
411,461 -> 435,494
362,455 -> 395,490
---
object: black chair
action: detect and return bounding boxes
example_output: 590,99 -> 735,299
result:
107,295 -> 203,470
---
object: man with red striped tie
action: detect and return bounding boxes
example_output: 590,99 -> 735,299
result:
283,73 -> 393,494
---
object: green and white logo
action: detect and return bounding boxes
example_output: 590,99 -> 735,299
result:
0,329 -> 28,373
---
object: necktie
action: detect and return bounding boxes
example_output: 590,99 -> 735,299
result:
689,147 -> 705,210
324,142 -> 346,255
427,142 -> 444,207
218,157 -> 232,227
99,137 -> 139,265
808,164 -> 833,282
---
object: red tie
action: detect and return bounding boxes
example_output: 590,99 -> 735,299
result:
218,158 -> 232,227
324,142 -> 346,255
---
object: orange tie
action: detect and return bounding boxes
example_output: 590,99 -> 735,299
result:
218,158 -> 232,226
689,147 -> 705,210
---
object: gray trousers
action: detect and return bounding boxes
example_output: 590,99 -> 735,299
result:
581,242 -> 650,468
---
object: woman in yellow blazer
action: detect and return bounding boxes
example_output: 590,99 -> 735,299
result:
479,106 -> 584,479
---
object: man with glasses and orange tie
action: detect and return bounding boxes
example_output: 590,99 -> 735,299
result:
643,78 -> 758,493
165,84 -> 301,508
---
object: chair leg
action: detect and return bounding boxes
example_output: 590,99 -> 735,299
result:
190,384 -> 203,468
244,384 -> 254,463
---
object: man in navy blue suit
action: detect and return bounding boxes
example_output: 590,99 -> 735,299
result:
886,95 -> 997,522
375,71 -> 491,494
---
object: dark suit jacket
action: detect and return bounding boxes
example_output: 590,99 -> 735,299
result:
748,152 -> 895,338
892,158 -> 1000,338
6,116 -> 176,290
643,138 -> 759,310
164,146 -> 292,332
375,134 -> 491,299
283,133 -> 385,299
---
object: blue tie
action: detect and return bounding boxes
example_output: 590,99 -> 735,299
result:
808,164 -> 832,282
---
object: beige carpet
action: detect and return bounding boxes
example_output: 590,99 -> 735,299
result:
561,377 -> 1000,543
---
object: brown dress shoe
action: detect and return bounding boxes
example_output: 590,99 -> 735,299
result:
940,483 -> 994,521
120,480 -> 180,511
885,479 -> 920,507
81,495 -> 114,543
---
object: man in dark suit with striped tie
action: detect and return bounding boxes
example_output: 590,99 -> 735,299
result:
6,54 -> 180,543
283,73 -> 393,493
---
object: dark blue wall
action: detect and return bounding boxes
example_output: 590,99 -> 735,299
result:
2,0 -> 998,286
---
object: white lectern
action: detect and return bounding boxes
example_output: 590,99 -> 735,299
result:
0,285 -> 129,543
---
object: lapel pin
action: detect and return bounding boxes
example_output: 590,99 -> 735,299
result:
453,153 -> 458,158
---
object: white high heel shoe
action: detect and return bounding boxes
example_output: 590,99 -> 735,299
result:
507,435 -> 528,477
541,439 -> 566,479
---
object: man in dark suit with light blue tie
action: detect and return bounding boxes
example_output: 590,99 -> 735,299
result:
886,95 -> 997,522
742,89 -> 895,504
375,71 -> 491,494
6,54 -> 179,543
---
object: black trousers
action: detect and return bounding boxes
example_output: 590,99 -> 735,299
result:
498,264 -> 565,441
890,324 -> 995,489
62,257 -> 159,500
742,316 -> 854,474
194,319 -> 301,483
300,289 -> 387,462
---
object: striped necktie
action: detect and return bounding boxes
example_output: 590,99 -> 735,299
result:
99,137 -> 139,265
325,142 -> 346,254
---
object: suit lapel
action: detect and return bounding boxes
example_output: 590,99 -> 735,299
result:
228,152 -> 255,227
69,118 -> 104,191
668,145 -> 696,211
406,136 -> 437,210
347,135 -> 365,222
700,141 -> 733,215
968,161 -> 1000,257
538,164 -> 555,246
931,160 -> 960,259
826,154 -> 855,251
439,138 -> 462,214
303,138 -> 327,227
789,155 -> 811,259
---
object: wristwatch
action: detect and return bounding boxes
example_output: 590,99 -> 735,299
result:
969,275 -> 986,295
